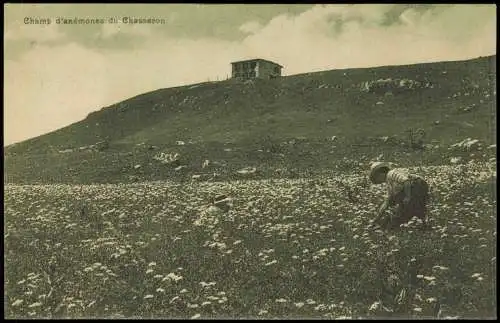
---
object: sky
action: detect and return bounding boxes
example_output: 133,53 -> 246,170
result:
4,4 -> 497,145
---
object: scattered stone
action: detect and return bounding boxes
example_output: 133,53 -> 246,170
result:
153,152 -> 181,165
450,138 -> 481,151
237,167 -> 257,175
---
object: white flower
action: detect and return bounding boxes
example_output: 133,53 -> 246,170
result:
170,296 -> 181,304
28,302 -> 42,308
11,299 -> 24,307
265,260 -> 278,266
163,272 -> 183,282
369,301 -> 381,311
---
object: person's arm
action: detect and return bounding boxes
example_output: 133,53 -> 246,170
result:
373,198 -> 390,223
372,187 -> 397,224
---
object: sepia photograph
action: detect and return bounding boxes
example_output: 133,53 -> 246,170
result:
4,3 -> 497,319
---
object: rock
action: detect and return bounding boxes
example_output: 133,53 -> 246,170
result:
211,161 -> 226,167
128,175 -> 139,182
134,164 -> 141,169
96,141 -> 110,151
237,167 -> 257,175
153,152 -> 181,165
175,165 -> 187,171
450,157 -> 462,164
434,120 -> 440,125
450,138 -> 481,151
376,101 -> 384,105
462,105 -> 476,112
176,141 -> 185,146
423,144 -> 435,150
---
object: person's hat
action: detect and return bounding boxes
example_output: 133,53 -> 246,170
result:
369,162 -> 392,183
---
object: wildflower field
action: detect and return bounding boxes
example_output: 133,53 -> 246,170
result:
4,160 -> 496,319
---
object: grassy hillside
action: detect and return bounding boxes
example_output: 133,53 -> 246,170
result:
4,55 -> 496,184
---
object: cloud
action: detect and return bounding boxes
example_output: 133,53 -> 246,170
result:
240,4 -> 496,73
4,38 -> 243,145
239,21 -> 263,34
4,21 -> 65,42
99,22 -> 154,39
4,43 -> 108,145
4,4 -> 496,145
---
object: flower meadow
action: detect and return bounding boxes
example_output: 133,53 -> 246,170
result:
4,160 -> 496,319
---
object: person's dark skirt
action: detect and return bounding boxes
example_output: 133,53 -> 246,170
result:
384,177 -> 430,230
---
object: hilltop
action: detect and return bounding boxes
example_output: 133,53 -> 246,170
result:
4,55 -> 496,184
